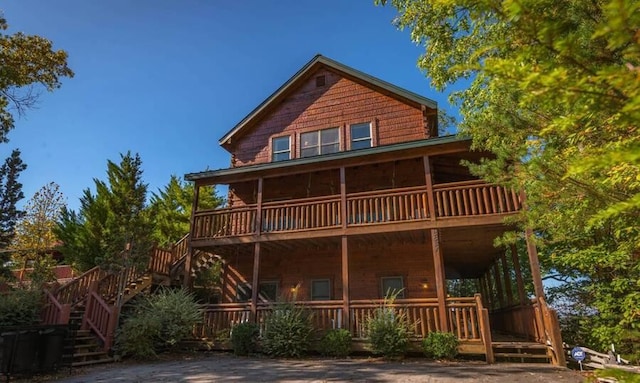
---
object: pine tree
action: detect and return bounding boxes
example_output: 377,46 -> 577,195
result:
0,149 -> 26,280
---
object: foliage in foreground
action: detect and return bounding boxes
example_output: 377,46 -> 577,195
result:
261,302 -> 313,358
422,331 -> 459,360
591,368 -> 640,383
116,288 -> 201,359
378,0 -> 640,358
319,329 -> 352,357
366,294 -> 411,358
230,322 -> 259,356
0,289 -> 42,327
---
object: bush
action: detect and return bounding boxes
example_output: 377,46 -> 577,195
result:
261,303 -> 313,358
116,287 -> 201,359
319,329 -> 352,357
422,332 -> 459,359
231,322 -> 259,356
0,289 -> 42,327
366,305 -> 411,358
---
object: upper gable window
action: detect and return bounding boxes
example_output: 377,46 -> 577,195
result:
301,128 -> 339,158
272,136 -> 291,162
351,123 -> 372,150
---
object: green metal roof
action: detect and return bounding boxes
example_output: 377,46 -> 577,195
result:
185,135 -> 470,182
218,54 -> 438,146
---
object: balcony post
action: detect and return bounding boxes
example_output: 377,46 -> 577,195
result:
255,177 -> 263,235
340,168 -> 350,330
250,242 -> 260,321
430,228 -> 448,332
520,190 -> 545,301
492,261 -> 505,309
423,156 -> 437,221
184,182 -> 201,289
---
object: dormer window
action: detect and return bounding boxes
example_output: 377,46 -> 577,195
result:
350,122 -> 372,150
301,128 -> 339,158
272,136 -> 291,162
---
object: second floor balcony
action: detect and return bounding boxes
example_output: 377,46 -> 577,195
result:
192,180 -> 521,243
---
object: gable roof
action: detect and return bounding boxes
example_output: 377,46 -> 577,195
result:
218,54 -> 438,147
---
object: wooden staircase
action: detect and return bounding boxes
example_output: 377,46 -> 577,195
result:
492,341 -> 551,363
40,236 -> 192,367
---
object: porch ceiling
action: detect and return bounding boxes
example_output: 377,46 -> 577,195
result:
199,225 -> 512,279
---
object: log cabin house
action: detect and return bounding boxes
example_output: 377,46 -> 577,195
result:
183,55 -> 565,364
40,55 -> 565,366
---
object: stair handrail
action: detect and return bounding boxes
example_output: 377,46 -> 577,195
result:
82,281 -> 119,351
53,266 -> 106,307
41,289 -> 72,325
474,293 -> 494,363
536,296 -> 566,366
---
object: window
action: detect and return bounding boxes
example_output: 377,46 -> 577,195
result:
300,128 -> 339,157
259,281 -> 279,301
311,279 -> 331,301
350,122 -> 372,150
272,136 -> 291,162
381,276 -> 405,299
236,282 -> 252,302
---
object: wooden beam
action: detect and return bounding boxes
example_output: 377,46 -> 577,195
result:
340,167 -> 347,229
341,235 -> 350,331
423,156 -> 437,221
184,183 -> 201,289
255,177 -> 263,235
510,244 -> 527,305
500,251 -> 514,306
520,190 -> 545,301
430,229 -> 448,332
484,269 -> 494,310
250,242 -> 260,320
524,228 -> 545,301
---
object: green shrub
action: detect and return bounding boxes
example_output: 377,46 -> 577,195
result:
261,303 -> 313,358
231,322 -> 259,356
116,287 -> 202,359
0,289 -> 42,327
365,293 -> 411,358
422,331 -> 459,359
319,328 -> 352,357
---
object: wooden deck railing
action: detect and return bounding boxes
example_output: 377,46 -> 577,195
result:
262,195 -> 341,232
195,303 -> 251,339
191,181 -> 520,241
349,298 -> 440,339
433,181 -> 521,218
347,186 -> 429,225
193,206 -> 256,239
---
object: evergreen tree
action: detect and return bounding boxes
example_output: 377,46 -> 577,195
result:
0,149 -> 25,280
149,175 -> 222,248
56,152 -> 153,271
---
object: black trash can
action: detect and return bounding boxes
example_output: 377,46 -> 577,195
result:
38,326 -> 68,371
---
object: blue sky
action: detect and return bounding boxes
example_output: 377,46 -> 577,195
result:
2,1 -> 459,211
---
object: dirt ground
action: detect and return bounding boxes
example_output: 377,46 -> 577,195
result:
14,352 -> 587,383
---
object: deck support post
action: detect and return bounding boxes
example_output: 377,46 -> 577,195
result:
484,269 -> 494,310
524,228 -> 545,301
341,235 -> 350,331
500,251 -> 514,306
184,182 -> 201,289
510,244 -> 527,305
339,167 -> 350,330
250,242 -> 261,321
423,156 -> 437,220
430,228 -> 448,332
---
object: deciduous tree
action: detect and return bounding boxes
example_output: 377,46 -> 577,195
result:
378,0 -> 639,357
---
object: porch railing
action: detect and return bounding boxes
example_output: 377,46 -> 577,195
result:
191,180 -> 521,241
433,181 -> 521,217
193,297 -> 485,344
261,195 -> 341,232
346,186 -> 429,225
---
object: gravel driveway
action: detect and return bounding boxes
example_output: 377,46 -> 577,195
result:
46,353 -> 585,383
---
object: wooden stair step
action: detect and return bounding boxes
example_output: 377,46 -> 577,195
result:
494,352 -> 550,359
72,357 -> 113,367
